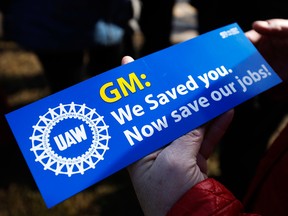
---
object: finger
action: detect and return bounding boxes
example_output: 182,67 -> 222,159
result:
121,56 -> 134,65
200,109 -> 234,159
165,126 -> 204,160
245,30 -> 262,44
127,148 -> 162,174
252,19 -> 288,36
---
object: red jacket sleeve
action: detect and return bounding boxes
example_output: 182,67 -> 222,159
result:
167,178 -> 260,216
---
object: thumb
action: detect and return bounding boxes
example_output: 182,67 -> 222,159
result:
122,56 -> 134,65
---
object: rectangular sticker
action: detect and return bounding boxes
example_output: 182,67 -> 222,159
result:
5,23 -> 282,208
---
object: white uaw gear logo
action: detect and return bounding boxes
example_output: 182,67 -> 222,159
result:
29,102 -> 110,177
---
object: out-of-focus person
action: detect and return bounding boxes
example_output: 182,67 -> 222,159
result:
2,0 -> 134,93
189,0 -> 288,200
123,18 -> 288,216
138,0 -> 176,56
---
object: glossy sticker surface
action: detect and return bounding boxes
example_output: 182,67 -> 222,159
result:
5,23 -> 282,208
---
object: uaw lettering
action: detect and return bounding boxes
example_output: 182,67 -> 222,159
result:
29,102 -> 110,177
53,124 -> 87,151
5,23 -> 282,208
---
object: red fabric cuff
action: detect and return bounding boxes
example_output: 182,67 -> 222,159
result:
166,178 -> 244,216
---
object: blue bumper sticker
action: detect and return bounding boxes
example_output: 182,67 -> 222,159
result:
5,23 -> 282,208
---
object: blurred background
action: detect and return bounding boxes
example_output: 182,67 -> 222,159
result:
1,0 -> 287,215
0,1 -> 198,215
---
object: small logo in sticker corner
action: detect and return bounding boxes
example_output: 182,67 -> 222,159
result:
29,102 -> 110,177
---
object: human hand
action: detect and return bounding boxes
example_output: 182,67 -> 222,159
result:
122,55 -> 234,216
245,19 -> 288,82
245,19 -> 288,103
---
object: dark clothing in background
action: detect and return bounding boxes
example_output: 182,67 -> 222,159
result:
139,0 -> 176,56
3,0 -> 102,50
191,0 -> 288,34
243,123 -> 288,216
3,0 -> 133,92
190,0 -> 288,201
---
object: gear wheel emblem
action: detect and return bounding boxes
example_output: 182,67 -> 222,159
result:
29,102 -> 110,177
